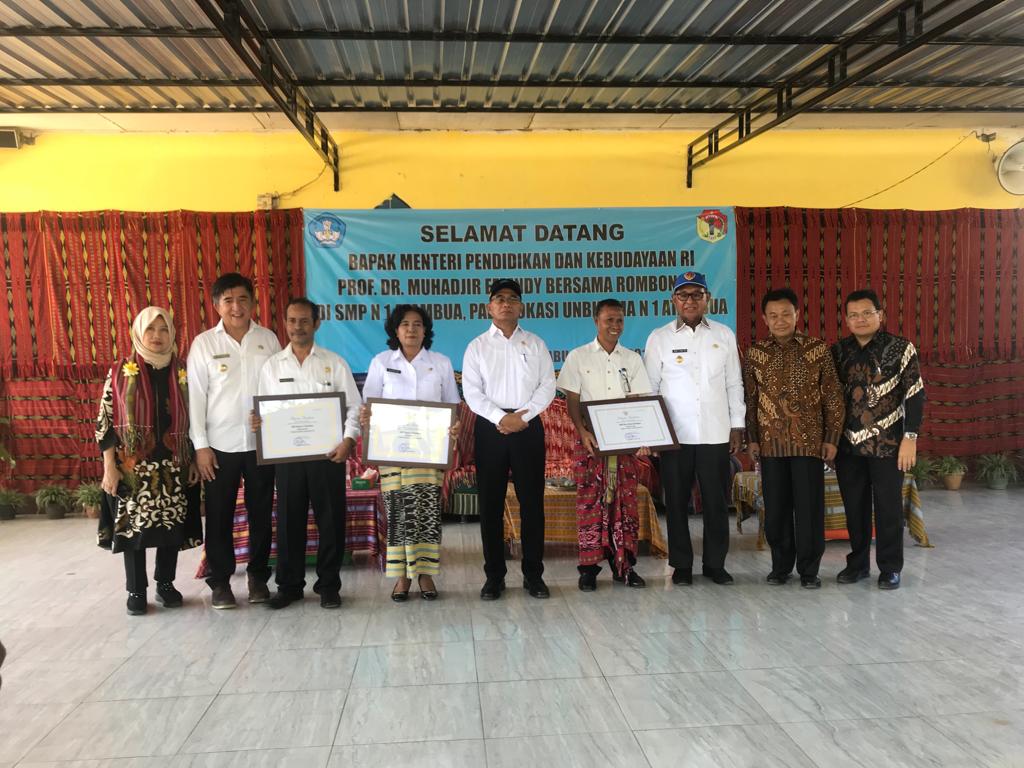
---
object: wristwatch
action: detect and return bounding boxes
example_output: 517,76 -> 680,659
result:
904,432 -> 918,440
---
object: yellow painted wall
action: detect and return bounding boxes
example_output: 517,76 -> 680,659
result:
0,128 -> 1020,212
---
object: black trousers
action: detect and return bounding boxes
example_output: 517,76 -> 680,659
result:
124,547 -> 178,593
835,454 -> 905,573
203,449 -> 275,588
661,443 -> 730,570
474,416 -> 545,581
274,459 -> 347,595
761,456 -> 826,577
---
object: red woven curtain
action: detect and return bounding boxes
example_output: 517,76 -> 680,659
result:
735,207 -> 1024,455
0,210 -> 304,489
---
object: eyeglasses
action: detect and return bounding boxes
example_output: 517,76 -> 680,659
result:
675,291 -> 706,303
492,295 -> 521,305
846,310 -> 879,321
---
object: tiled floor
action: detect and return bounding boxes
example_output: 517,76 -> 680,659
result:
1,488 -> 1022,767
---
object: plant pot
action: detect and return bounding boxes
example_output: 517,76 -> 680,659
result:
942,473 -> 963,490
986,475 -> 1009,490
82,504 -> 100,519
44,504 -> 66,520
0,504 -> 15,520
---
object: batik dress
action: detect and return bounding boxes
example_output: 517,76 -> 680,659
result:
95,357 -> 202,553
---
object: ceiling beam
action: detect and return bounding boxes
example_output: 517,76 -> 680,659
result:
1,25 -> 1022,47
686,0 -> 1011,187
191,0 -> 340,190
4,76 -> 1023,90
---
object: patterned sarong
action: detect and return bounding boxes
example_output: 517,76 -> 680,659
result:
380,465 -> 443,578
573,444 -> 640,575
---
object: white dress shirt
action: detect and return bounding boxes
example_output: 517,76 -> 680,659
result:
644,317 -> 745,445
363,348 -> 460,404
462,324 -> 556,426
187,320 -> 282,453
257,344 -> 362,443
557,339 -> 651,401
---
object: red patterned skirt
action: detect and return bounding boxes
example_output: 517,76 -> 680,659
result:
573,444 -> 640,574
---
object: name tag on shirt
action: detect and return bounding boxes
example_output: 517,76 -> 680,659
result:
672,348 -> 688,353
213,353 -> 230,360
278,377 -> 294,382
386,368 -> 402,374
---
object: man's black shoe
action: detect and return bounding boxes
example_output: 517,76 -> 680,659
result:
766,572 -> 789,586
578,572 -> 597,592
155,581 -> 183,607
800,575 -> 822,589
267,590 -> 303,610
625,570 -> 646,588
126,592 -> 147,616
878,572 -> 901,590
702,566 -> 734,585
523,577 -> 550,599
671,568 -> 693,585
480,579 -> 506,601
211,584 -> 237,610
836,566 -> 870,584
320,590 -> 342,608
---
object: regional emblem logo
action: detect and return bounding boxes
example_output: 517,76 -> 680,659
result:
308,214 -> 346,247
696,209 -> 728,243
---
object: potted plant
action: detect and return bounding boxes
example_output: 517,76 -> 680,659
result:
34,485 -> 73,520
0,488 -> 27,520
975,453 -> 1019,490
935,456 -> 967,490
74,482 -> 104,519
906,455 -> 935,488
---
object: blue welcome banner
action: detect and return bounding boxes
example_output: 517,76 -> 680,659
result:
304,207 -> 736,372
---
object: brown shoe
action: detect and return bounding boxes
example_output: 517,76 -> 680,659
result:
211,584 -> 237,610
247,575 -> 270,604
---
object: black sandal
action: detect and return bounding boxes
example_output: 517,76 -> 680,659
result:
391,580 -> 410,603
418,575 -> 438,601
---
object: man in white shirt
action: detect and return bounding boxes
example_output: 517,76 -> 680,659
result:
187,273 -> 281,609
256,297 -> 361,610
559,298 -> 652,591
644,272 -> 745,586
462,279 -> 556,600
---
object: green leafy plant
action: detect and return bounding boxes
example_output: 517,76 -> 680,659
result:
934,456 -> 967,476
975,453 -> 1019,488
0,487 -> 28,519
34,485 -> 73,519
906,456 -> 935,486
74,482 -> 104,507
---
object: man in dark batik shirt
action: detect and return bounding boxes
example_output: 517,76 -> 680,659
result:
831,289 -> 925,590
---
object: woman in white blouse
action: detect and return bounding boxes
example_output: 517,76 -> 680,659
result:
362,305 -> 461,601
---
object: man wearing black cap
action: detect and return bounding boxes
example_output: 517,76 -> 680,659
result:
644,271 -> 745,586
462,279 -> 556,600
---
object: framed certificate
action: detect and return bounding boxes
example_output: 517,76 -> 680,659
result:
581,395 -> 679,456
362,398 -> 458,470
254,392 -> 345,465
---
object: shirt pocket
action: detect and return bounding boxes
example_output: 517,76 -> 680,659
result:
207,356 -> 232,380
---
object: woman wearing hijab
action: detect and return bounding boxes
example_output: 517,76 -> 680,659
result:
95,306 -> 202,615
361,305 -> 460,602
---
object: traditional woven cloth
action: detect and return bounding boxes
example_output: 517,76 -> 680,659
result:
573,446 -> 641,575
380,466 -> 443,578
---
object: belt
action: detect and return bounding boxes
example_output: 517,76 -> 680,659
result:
501,408 -> 518,413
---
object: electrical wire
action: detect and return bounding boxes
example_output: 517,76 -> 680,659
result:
840,131 -> 977,208
278,162 -> 328,200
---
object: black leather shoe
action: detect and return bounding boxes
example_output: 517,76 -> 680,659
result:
578,571 -> 597,592
391,580 -> 410,603
625,569 -> 646,588
523,577 -> 550,599
247,574 -> 270,604
155,581 -> 183,607
211,584 -> 237,610
480,579 -> 506,601
671,568 -> 693,585
702,566 -> 734,585
800,575 -> 822,589
267,590 -> 303,610
126,592 -> 147,616
418,575 -> 438,601
320,590 -> 342,609
836,566 -> 870,584
878,572 -> 901,590
766,572 -> 790,586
